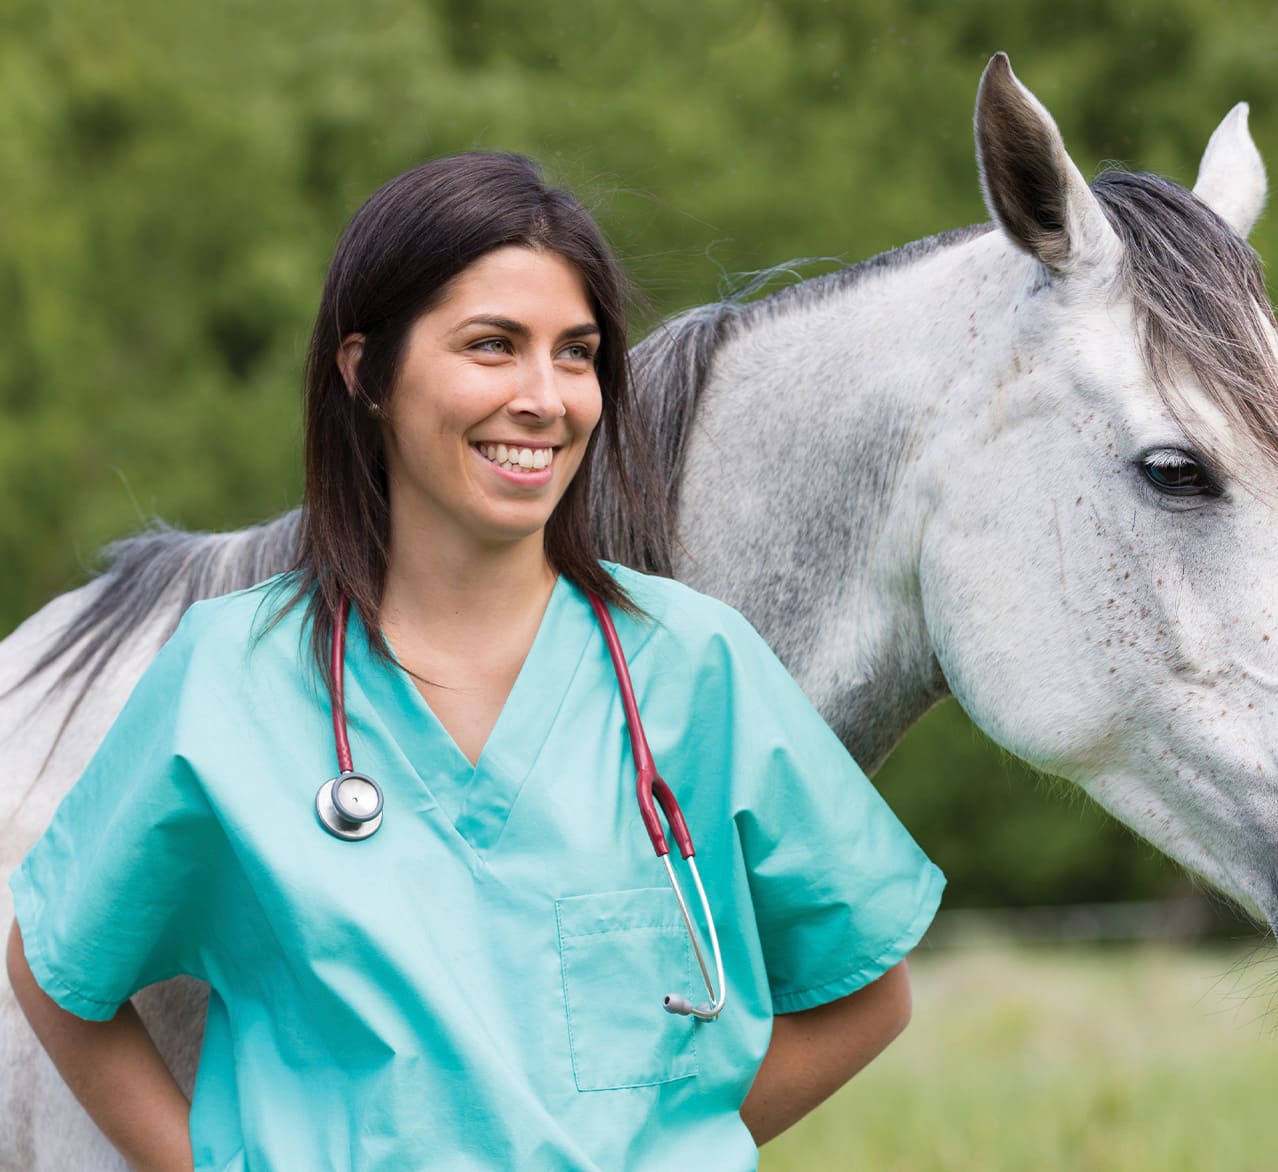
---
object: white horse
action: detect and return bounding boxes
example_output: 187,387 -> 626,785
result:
3,53 -> 1277,1167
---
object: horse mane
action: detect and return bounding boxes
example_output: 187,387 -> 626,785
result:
746,223 -> 997,319
1090,170 -> 1278,478
595,302 -> 744,575
601,224 -> 995,570
13,512 -> 302,700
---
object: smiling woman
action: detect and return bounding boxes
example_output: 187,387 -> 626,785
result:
282,153 -> 656,696
356,247 -> 604,565
4,152 -> 943,1169
348,245 -> 607,765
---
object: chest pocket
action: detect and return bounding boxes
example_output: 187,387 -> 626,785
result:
555,888 -> 701,1091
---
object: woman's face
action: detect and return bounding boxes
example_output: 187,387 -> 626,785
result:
369,246 -> 604,560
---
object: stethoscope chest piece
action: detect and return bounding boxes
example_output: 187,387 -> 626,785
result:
316,771 -> 384,841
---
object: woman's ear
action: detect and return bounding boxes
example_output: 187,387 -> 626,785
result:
337,334 -> 365,397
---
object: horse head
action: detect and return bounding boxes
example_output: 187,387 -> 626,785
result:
919,53 -> 1278,931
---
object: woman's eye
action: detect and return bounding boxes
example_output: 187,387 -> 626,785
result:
561,342 -> 594,362
473,338 -> 511,354
1141,450 -> 1218,497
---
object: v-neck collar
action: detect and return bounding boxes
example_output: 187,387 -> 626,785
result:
345,576 -> 594,853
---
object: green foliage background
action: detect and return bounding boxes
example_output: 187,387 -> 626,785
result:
4,0 -> 1276,911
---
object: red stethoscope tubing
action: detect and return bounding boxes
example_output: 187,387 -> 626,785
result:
584,593 -> 696,860
331,593 -> 696,859
327,589 -> 726,1019
332,594 -> 356,775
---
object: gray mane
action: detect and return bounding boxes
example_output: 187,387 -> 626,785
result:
600,223 -> 995,572
740,223 -> 996,323
1091,170 -> 1278,476
15,512 -> 302,698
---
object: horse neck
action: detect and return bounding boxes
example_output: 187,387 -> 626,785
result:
674,229 -> 1023,771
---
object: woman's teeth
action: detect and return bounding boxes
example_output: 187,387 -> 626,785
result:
480,443 -> 552,472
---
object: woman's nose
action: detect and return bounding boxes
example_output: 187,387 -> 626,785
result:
510,356 -> 567,419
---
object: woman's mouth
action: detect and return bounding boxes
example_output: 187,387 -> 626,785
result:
476,443 -> 554,473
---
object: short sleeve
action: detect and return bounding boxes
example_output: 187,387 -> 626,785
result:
10,611 -> 223,1021
720,611 -> 944,1014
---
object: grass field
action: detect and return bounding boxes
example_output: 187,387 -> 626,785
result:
759,939 -> 1278,1171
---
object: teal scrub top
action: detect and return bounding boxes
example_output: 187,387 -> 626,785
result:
12,566 -> 944,1171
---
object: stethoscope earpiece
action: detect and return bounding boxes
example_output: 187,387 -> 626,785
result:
316,771 -> 384,841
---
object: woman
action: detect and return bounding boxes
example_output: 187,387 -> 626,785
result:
7,153 -> 943,1170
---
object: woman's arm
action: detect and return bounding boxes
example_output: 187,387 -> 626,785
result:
6,921 -> 193,1172
740,959 -> 913,1146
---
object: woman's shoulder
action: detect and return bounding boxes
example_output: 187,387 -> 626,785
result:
605,563 -> 736,621
601,563 -> 767,658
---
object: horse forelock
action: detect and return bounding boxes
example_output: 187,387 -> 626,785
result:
1092,170 -> 1278,480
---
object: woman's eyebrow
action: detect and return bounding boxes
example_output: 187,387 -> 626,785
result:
453,316 -> 600,340
455,315 -> 528,336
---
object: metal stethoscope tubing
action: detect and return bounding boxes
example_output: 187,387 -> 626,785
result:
585,592 -> 727,1022
316,593 -> 727,1022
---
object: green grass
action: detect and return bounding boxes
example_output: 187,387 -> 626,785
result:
760,941 -> 1278,1171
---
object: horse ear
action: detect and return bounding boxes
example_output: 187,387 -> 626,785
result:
975,53 -> 1119,275
1193,103 -> 1267,238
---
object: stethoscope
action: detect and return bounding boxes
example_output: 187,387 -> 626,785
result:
315,593 -> 727,1022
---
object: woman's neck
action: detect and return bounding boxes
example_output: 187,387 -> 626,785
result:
378,530 -> 557,653
377,533 -> 560,765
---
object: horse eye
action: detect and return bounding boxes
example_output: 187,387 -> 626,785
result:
1141,450 -> 1217,497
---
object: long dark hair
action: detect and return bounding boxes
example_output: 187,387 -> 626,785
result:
279,152 -> 665,687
